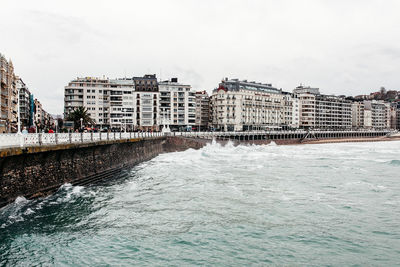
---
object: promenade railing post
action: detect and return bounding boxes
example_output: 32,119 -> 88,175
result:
69,132 -> 72,143
80,132 -> 83,143
91,132 -> 93,142
55,133 -> 58,144
107,132 -> 109,141
38,133 -> 42,146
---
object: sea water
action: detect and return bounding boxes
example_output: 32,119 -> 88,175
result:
1,141 -> 400,266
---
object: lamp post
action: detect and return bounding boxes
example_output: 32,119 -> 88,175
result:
123,108 -> 127,132
17,86 -> 21,134
80,117 -> 83,130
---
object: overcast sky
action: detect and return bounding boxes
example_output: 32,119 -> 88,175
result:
1,0 -> 399,114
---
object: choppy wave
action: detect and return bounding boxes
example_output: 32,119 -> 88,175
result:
1,141 -> 400,266
388,159 -> 400,166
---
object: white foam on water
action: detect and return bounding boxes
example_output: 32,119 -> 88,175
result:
55,183 -> 85,203
14,196 -> 28,204
23,208 -> 35,215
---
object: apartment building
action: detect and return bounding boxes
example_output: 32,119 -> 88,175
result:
133,74 -> 159,131
390,103 -> 397,129
295,89 -> 316,129
34,99 -> 44,130
282,92 -> 300,129
315,94 -> 352,129
109,78 -> 135,131
294,86 -> 352,130
396,103 -> 400,130
159,78 -> 196,131
211,78 -> 285,131
16,78 -> 32,129
363,100 -> 391,129
351,101 -> 364,128
64,77 -> 136,130
195,90 -> 210,131
351,100 -> 392,129
0,54 -> 17,132
64,75 -> 160,131
64,77 -> 110,129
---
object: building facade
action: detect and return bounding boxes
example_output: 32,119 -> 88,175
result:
34,99 -> 43,130
294,85 -> 352,130
351,101 -> 364,129
211,78 -> 285,131
109,78 -> 135,131
195,90 -> 210,131
282,92 -> 300,129
0,54 -> 17,132
16,78 -> 32,129
65,75 -> 160,131
363,100 -> 391,129
133,74 -> 159,131
64,77 -> 109,129
159,78 -> 196,131
314,94 -> 352,129
396,102 -> 400,130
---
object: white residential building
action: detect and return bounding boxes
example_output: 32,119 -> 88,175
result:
282,92 -> 300,129
158,78 -> 196,131
211,78 -> 285,131
363,100 -> 391,129
64,75 -> 160,131
351,101 -> 365,128
109,78 -> 135,131
294,85 -> 352,129
351,100 -> 393,129
64,77 -> 112,129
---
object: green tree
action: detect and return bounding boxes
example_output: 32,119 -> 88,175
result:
66,107 -> 94,130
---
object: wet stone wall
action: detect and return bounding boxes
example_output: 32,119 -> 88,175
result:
0,137 -> 207,208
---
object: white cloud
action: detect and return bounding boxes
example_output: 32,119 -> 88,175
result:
1,0 -> 399,114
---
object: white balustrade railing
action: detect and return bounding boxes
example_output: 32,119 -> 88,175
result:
0,130 -> 394,149
0,131 -> 164,149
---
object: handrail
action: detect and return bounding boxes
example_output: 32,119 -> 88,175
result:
0,129 -> 394,149
0,131 -> 164,149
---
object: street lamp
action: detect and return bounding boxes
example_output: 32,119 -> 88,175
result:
80,117 -> 83,129
123,108 -> 127,132
17,86 -> 21,134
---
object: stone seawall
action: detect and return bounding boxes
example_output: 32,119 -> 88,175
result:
0,137 -> 207,208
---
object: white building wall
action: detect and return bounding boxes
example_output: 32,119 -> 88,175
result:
212,88 -> 285,131
159,80 -> 196,130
